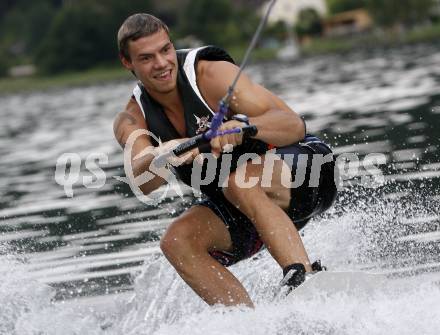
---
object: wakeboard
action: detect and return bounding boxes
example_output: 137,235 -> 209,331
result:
289,271 -> 388,299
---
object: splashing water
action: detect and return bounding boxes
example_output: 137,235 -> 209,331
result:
117,189 -> 439,334
1,188 -> 439,334
0,245 -> 123,335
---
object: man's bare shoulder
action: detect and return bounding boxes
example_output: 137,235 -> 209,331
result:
197,60 -> 238,83
196,59 -> 295,118
196,60 -> 240,108
113,97 -> 148,148
114,98 -> 145,127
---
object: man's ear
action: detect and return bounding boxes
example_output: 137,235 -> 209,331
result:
120,53 -> 133,71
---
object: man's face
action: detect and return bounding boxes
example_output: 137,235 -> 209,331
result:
121,29 -> 178,95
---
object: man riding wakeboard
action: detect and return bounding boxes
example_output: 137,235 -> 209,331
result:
113,13 -> 337,308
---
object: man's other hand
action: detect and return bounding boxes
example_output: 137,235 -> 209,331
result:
210,120 -> 246,158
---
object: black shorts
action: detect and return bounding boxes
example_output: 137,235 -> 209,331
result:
196,135 -> 337,267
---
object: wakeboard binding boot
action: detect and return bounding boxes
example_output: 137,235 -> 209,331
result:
280,260 -> 326,293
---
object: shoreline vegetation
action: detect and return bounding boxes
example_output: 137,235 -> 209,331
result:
301,23 -> 440,55
1,23 -> 439,95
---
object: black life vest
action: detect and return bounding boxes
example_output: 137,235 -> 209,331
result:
132,46 -> 267,198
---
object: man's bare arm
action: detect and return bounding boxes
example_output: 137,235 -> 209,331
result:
198,60 -> 305,147
113,98 -> 167,195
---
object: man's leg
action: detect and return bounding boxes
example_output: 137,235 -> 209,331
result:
223,154 -> 313,272
160,205 -> 254,307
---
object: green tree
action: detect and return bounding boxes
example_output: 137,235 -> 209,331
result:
0,50 -> 9,77
179,0 -> 234,45
178,0 -> 254,47
295,8 -> 323,38
36,0 -> 153,73
36,4 -> 105,73
0,0 -> 56,59
264,20 -> 289,41
365,0 -> 435,27
326,0 -> 367,15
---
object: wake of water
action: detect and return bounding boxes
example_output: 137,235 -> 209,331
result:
2,188 -> 439,335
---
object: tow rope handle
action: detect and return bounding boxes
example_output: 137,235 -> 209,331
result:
153,125 -> 258,168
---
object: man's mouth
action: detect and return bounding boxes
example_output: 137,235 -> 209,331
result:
154,69 -> 172,81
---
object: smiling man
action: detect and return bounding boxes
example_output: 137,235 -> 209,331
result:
113,13 -> 337,307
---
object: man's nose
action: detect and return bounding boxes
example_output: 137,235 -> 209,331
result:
154,54 -> 167,68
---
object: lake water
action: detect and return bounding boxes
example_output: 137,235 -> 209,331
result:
1,43 -> 440,334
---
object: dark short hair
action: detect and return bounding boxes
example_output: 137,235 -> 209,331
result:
117,13 -> 169,60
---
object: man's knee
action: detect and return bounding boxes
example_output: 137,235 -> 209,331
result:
160,218 -> 200,260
